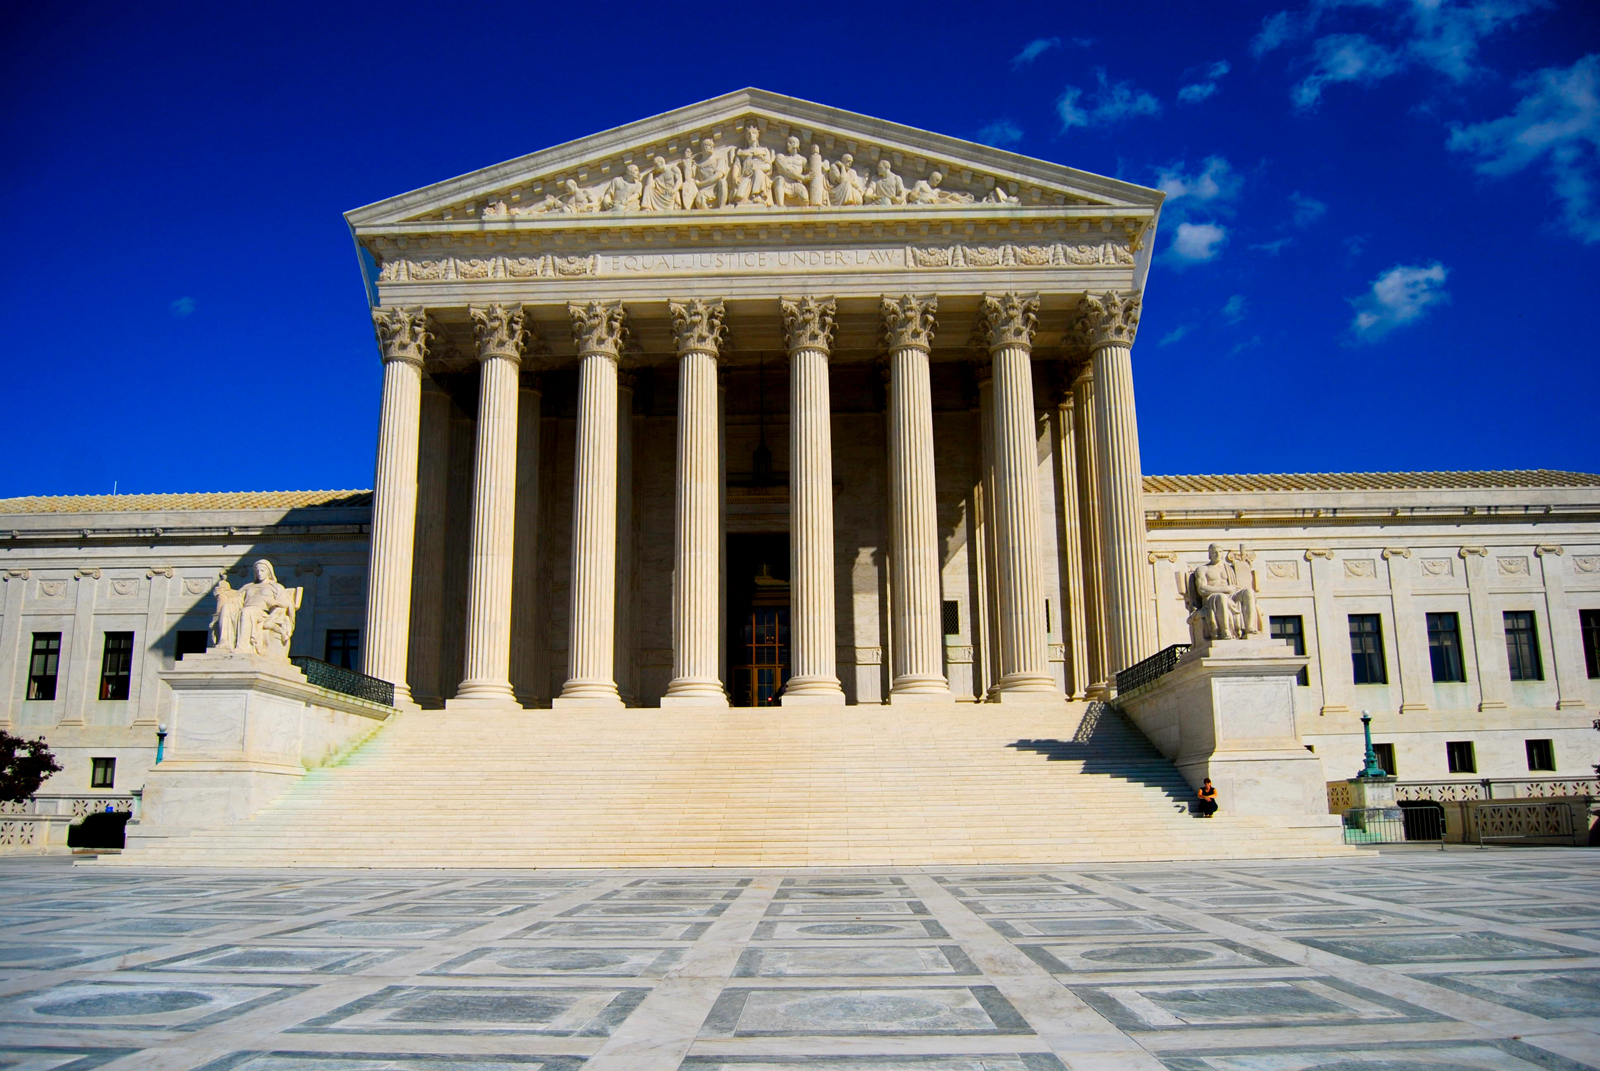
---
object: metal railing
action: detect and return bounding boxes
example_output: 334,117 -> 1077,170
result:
289,657 -> 394,707
1475,800 -> 1577,845
1115,644 -> 1191,694
1330,776 -> 1599,811
1341,802 -> 1445,845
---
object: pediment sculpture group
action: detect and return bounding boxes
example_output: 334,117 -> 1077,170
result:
484,124 -> 1020,218
1184,544 -> 1263,645
209,559 -> 302,660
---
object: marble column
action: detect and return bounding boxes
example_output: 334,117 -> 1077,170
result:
882,295 -> 951,700
1537,545 -> 1589,709
135,567 -> 173,726
1077,292 -> 1156,683
363,306 -> 430,704
1383,547 -> 1432,713
407,379 -> 449,706
1053,371 -> 1090,698
453,304 -> 524,706
663,299 -> 729,706
780,297 -> 845,705
556,301 -> 628,708
0,570 -> 29,730
980,293 -> 1058,698
614,371 -> 637,705
510,373 -> 542,707
1460,546 -> 1509,711
1306,549 -> 1349,715
1071,363 -> 1109,693
973,360 -> 1002,698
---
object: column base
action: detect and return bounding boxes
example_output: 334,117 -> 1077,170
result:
451,680 -> 518,706
555,679 -> 622,708
661,678 -> 730,708
1398,702 -> 1429,713
1556,699 -> 1588,709
887,679 -> 954,707
1084,681 -> 1112,702
989,675 -> 1064,703
1478,700 -> 1508,711
781,676 -> 845,706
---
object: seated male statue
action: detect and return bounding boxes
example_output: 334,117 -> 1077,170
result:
1184,544 -> 1262,644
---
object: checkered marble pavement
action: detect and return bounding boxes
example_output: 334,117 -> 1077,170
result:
1,850 -> 1597,1070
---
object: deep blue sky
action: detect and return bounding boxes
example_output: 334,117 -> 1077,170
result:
3,1 -> 1596,498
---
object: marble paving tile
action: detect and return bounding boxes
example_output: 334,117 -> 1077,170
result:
1297,930 -> 1589,965
1151,892 -> 1346,910
23,915 -> 257,939
1019,937 -> 1287,974
156,901 -> 332,918
0,941 -> 154,970
750,919 -> 952,941
731,944 -> 980,978
1154,1039 -> 1593,1069
195,1052 -> 588,1071
628,877 -> 753,888
770,887 -> 920,901
507,919 -> 713,941
269,918 -> 488,941
423,946 -> 687,978
555,900 -> 731,918
762,899 -> 931,917
986,914 -> 1198,938
290,984 -> 647,1037
0,1045 -> 142,1070
700,985 -> 1033,1037
1425,968 -> 1600,1019
936,883 -> 1097,899
681,1057 -> 1066,1071
958,895 -> 1140,915
1071,977 -> 1443,1033
1209,907 -> 1437,933
592,888 -> 745,902
135,944 -> 414,974
0,980 -> 307,1031
1450,903 -> 1600,924
454,879 -> 599,891
1081,877 -> 1274,894
779,876 -> 906,888
352,901 -> 538,919
1346,886 -> 1554,905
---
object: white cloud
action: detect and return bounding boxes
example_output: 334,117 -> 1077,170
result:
1251,237 -> 1295,254
1343,233 -> 1369,261
1251,9 -> 1307,57
1156,156 -> 1243,210
1170,221 -> 1228,263
1012,37 -> 1061,68
1448,53 -> 1600,243
1289,190 -> 1328,227
975,119 -> 1025,147
1222,294 -> 1248,322
170,296 -> 196,317
1159,324 -> 1192,346
1057,69 -> 1163,130
1292,33 -> 1404,110
1178,82 -> 1220,104
1348,261 -> 1451,341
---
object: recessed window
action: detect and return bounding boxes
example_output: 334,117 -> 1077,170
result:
1372,742 -> 1397,777
1503,611 -> 1543,681
1580,609 -> 1600,680
90,757 -> 116,789
1426,612 -> 1466,683
941,601 -> 960,637
1446,740 -> 1477,774
1525,738 -> 1555,772
99,632 -> 135,701
1269,615 -> 1308,686
324,629 -> 360,670
174,630 -> 209,661
1348,614 -> 1387,685
27,633 -> 61,701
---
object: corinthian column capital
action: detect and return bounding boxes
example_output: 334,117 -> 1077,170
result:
881,294 -> 938,351
780,296 -> 837,353
372,306 -> 431,366
469,303 -> 526,362
978,292 -> 1040,350
1074,291 -> 1142,349
569,301 -> 629,359
669,298 -> 727,355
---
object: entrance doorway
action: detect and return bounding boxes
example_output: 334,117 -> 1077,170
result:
727,533 -> 790,707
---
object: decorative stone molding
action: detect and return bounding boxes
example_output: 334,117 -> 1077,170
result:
1497,556 -> 1530,576
182,577 -> 213,596
1381,547 -> 1412,559
1047,643 -> 1066,662
37,581 -> 66,597
854,646 -> 884,665
110,579 -> 139,597
74,568 -> 101,580
1421,558 -> 1453,576
1147,550 -> 1178,563
146,566 -> 174,578
670,299 -> 727,355
945,644 -> 974,664
978,292 -> 1039,350
1266,561 -> 1298,579
780,296 -> 836,352
569,301 -> 629,359
1304,548 -> 1334,560
378,254 -> 596,283
1075,291 -> 1141,349
469,304 -> 526,363
881,295 -> 938,351
1534,544 -> 1563,556
1459,545 -> 1488,557
2,569 -> 28,581
908,240 -> 1133,269
1344,559 -> 1376,578
371,306 -> 431,366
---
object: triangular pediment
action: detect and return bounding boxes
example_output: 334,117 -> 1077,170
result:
346,89 -> 1162,229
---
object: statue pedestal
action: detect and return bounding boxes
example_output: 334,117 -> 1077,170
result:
1343,775 -> 1402,831
131,653 -> 392,848
1118,639 -> 1327,817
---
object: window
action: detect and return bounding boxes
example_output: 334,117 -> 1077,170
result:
1446,740 -> 1477,774
1503,611 -> 1544,681
1269,615 -> 1309,686
27,633 -> 62,701
324,629 -> 360,670
99,632 -> 135,701
174,630 -> 209,661
90,757 -> 116,789
1525,739 -> 1555,772
1372,742 -> 1397,777
1348,614 -> 1387,685
1425,612 -> 1465,683
941,601 -> 960,637
1581,609 -> 1600,679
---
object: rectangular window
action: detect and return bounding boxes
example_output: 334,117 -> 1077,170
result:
1426,612 -> 1466,683
324,629 -> 360,670
1446,740 -> 1477,774
174,630 -> 209,661
1372,742 -> 1397,777
26,633 -> 62,701
1525,739 -> 1555,772
1503,611 -> 1544,681
1581,609 -> 1600,679
98,632 -> 135,701
90,757 -> 116,789
1269,615 -> 1309,686
941,601 -> 960,637
1348,614 -> 1387,685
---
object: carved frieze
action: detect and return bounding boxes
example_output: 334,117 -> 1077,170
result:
909,240 -> 1132,269
378,255 -> 596,283
780,297 -> 836,353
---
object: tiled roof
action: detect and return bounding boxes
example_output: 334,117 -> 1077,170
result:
1144,470 -> 1600,493
0,490 -> 374,515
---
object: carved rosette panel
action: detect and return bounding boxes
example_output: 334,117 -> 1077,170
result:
378,254 -> 595,283
780,297 -> 836,353
881,295 -> 938,352
670,299 -> 728,355
469,304 -> 526,363
569,301 -> 629,359
978,292 -> 1040,350
1075,291 -> 1141,350
371,306 -> 431,366
907,240 -> 1133,269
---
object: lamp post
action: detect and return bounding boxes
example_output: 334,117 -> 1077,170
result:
155,724 -> 167,765
1357,709 -> 1386,778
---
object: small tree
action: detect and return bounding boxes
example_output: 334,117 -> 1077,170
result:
0,731 -> 62,805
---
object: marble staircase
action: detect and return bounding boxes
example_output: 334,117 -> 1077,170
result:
111,701 -> 1349,867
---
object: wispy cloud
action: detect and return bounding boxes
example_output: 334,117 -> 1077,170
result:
1158,324 -> 1193,346
1448,53 -> 1600,243
1178,60 -> 1231,104
1169,221 -> 1229,264
1289,190 -> 1328,228
1343,234 -> 1369,262
1222,294 -> 1248,322
1349,262 -> 1451,342
1292,34 -> 1404,110
1251,9 -> 1307,57
975,119 -> 1025,147
170,296 -> 197,317
1058,69 -> 1163,130
1012,37 -> 1061,68
1251,237 -> 1295,255
1156,156 -> 1243,214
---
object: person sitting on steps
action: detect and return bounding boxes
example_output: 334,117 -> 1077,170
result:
1197,778 -> 1218,817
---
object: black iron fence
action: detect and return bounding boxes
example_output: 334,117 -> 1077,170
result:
1342,801 -> 1445,845
290,657 -> 394,707
1115,644 -> 1191,694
